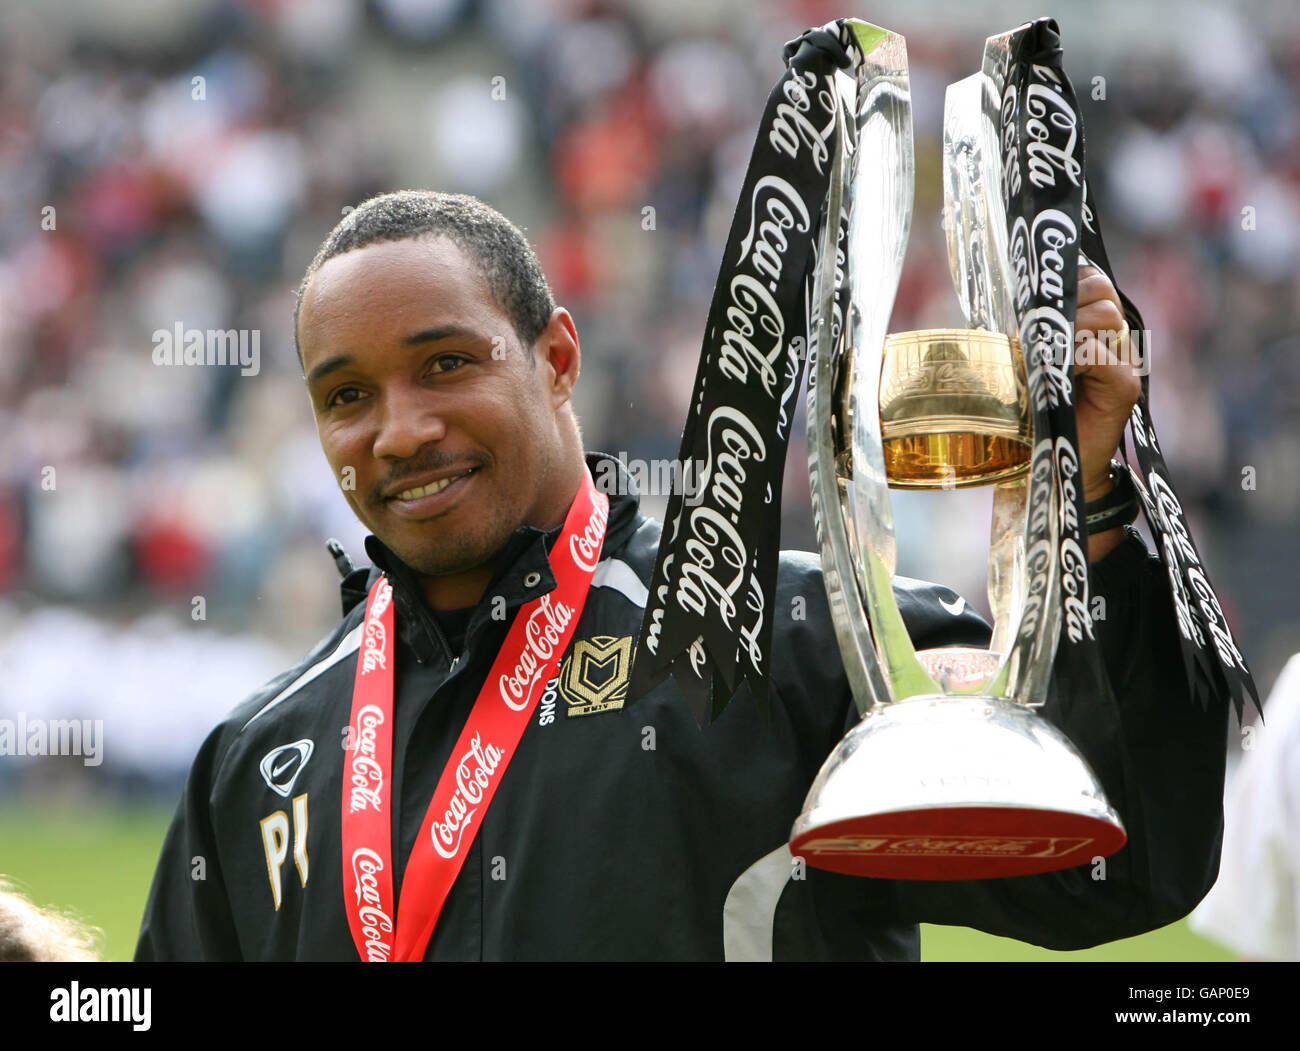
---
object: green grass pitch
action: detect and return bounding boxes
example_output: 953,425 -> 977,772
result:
0,803 -> 1235,961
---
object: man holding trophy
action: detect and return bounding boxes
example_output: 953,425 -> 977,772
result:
137,18 -> 1252,961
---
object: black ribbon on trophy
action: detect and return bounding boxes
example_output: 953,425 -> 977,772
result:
627,17 -> 1259,725
625,20 -> 856,723
998,18 -> 1257,720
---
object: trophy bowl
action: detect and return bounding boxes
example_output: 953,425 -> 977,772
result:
879,328 -> 1031,488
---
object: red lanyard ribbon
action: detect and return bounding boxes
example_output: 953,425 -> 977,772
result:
342,467 -> 608,961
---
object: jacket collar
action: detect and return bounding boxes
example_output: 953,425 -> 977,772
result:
341,451 -> 644,666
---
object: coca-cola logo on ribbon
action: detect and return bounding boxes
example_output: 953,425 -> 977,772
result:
430,733 -> 505,861
360,579 -> 391,676
350,847 -> 393,962
568,493 -> 608,572
499,594 -> 574,711
348,703 -> 385,813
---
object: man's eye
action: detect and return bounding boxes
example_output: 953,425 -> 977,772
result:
326,386 -> 364,408
431,355 -> 466,374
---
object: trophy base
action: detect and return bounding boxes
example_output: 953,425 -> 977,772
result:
789,695 -> 1127,879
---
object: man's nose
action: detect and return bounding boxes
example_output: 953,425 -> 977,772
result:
370,387 -> 448,461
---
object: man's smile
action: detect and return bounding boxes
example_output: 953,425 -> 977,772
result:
380,467 -> 479,520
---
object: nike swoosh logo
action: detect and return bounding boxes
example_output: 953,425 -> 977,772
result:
260,739 -> 315,797
938,595 -> 966,616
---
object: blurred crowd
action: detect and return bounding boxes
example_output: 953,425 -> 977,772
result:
0,0 -> 1297,786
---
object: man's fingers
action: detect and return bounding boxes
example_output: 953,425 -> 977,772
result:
1074,262 -> 1138,390
1077,268 -> 1116,308
1077,296 -> 1127,338
1076,264 -> 1129,371
1073,326 -> 1141,413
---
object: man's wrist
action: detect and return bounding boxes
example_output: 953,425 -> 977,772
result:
1084,461 -> 1140,561
1083,474 -> 1115,503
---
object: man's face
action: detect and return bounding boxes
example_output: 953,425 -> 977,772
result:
298,236 -> 574,580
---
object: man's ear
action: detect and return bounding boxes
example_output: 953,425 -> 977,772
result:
538,307 -> 580,409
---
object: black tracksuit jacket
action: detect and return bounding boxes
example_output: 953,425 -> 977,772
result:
135,452 -> 1229,961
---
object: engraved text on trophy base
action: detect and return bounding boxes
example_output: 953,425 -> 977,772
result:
797,834 -> 1093,858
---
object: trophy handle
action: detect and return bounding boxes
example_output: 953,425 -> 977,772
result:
809,23 -> 940,716
808,135 -> 893,716
942,64 -> 1063,706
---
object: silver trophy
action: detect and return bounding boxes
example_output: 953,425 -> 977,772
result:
789,21 -> 1127,880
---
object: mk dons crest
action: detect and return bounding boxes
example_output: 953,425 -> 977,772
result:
560,635 -> 632,717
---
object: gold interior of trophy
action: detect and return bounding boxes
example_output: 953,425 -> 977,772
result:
877,329 -> 1032,489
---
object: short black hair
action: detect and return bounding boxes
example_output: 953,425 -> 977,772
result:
294,190 -> 556,367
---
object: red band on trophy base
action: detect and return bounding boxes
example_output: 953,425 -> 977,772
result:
790,806 -> 1126,880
